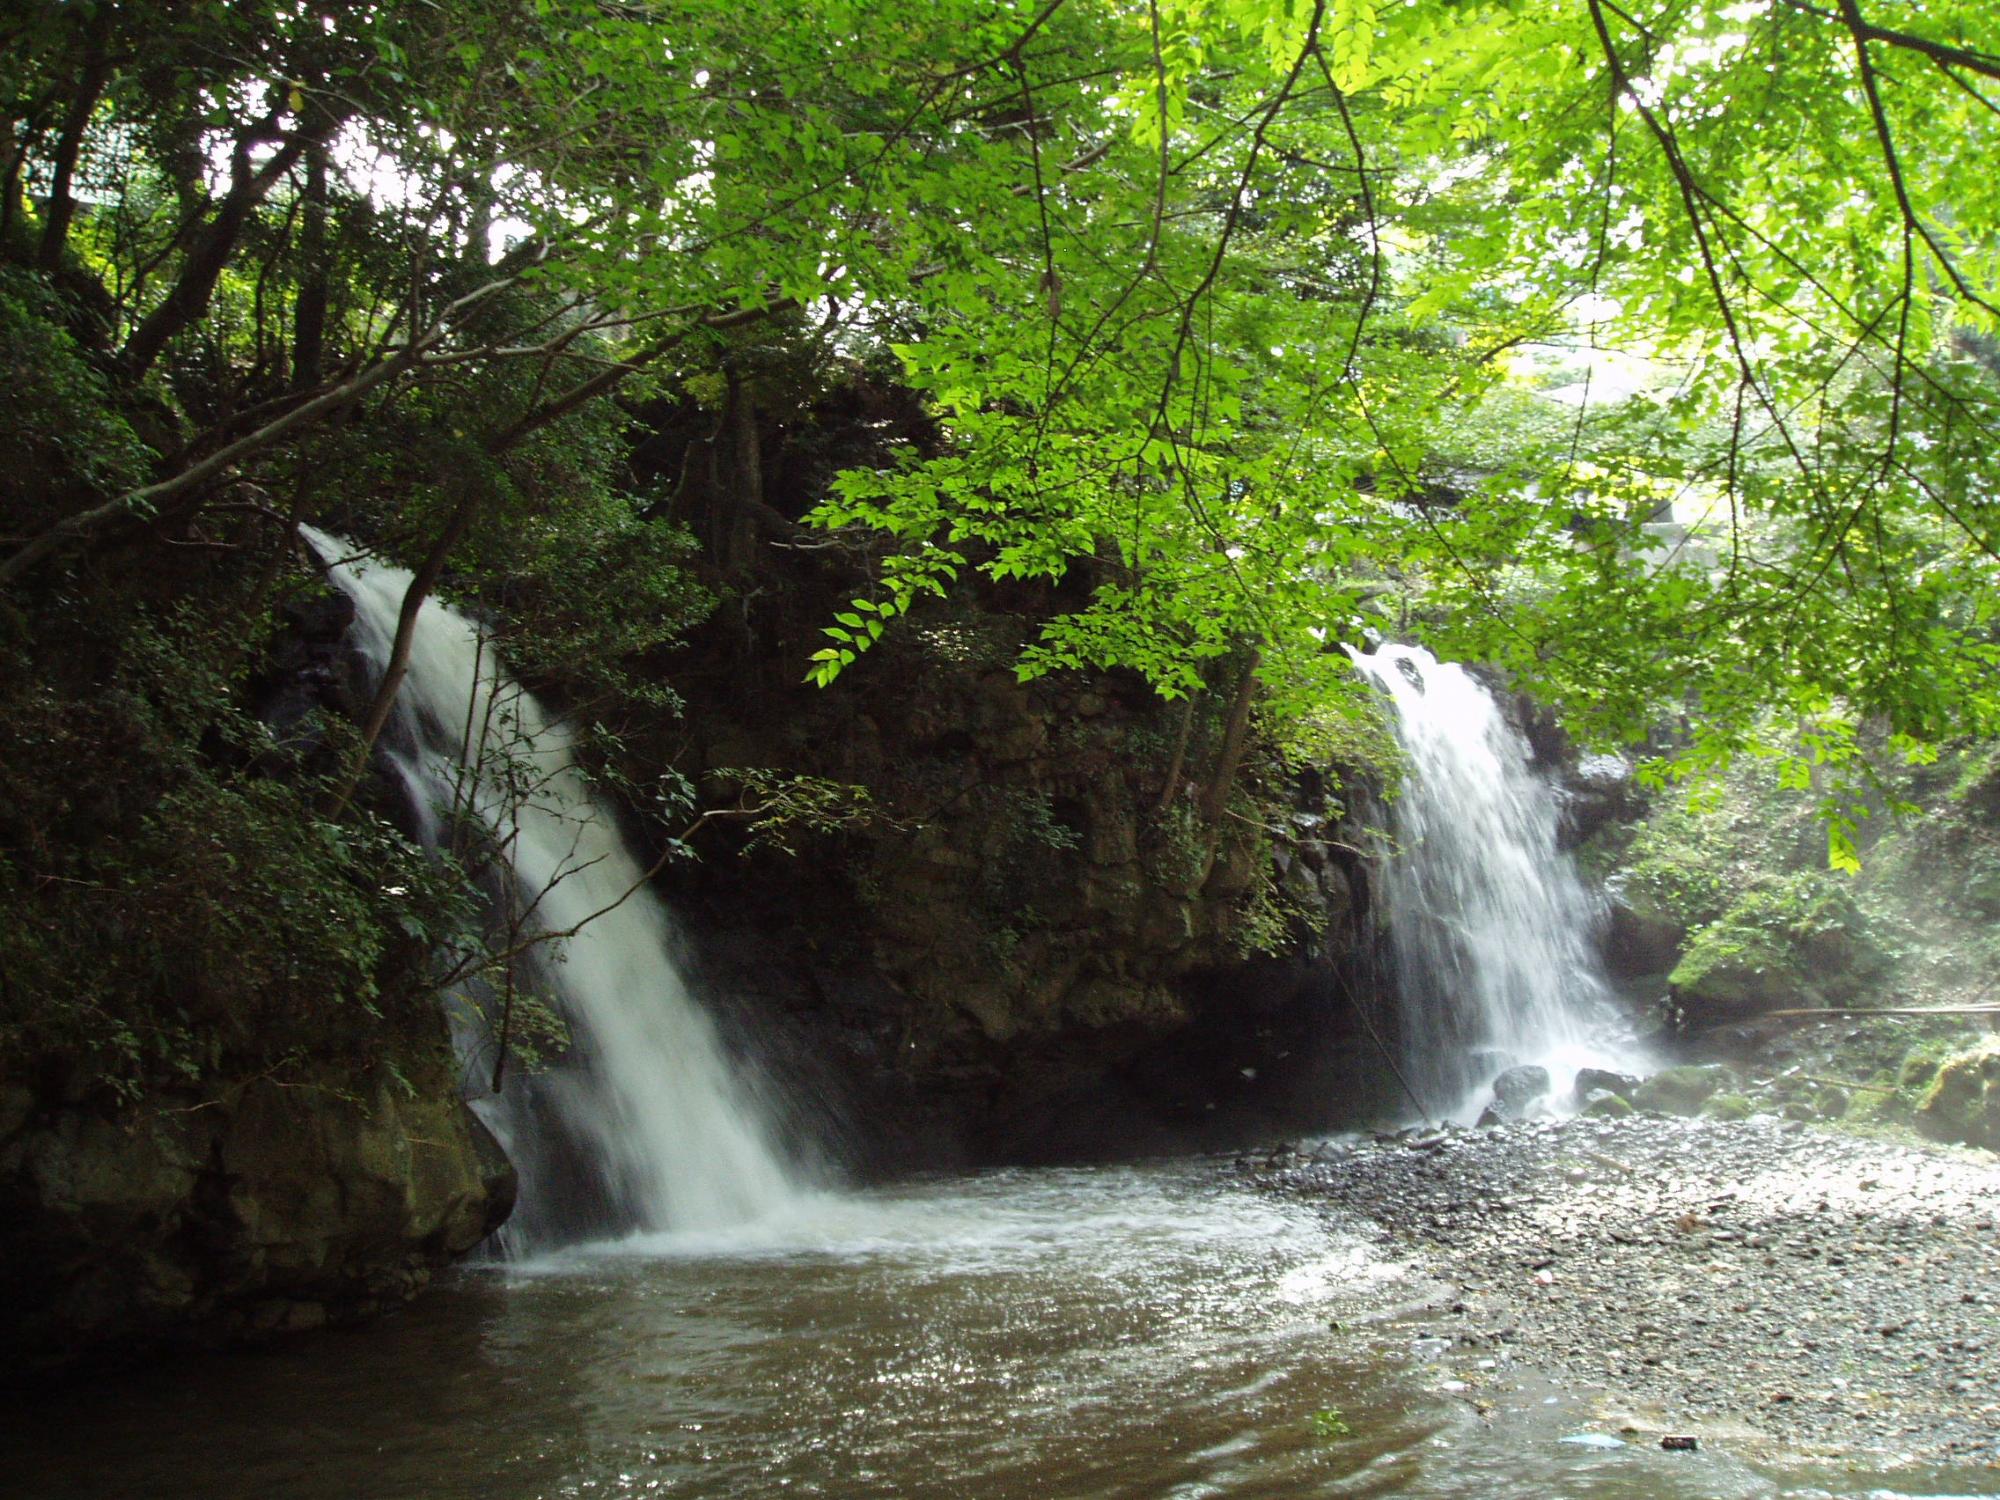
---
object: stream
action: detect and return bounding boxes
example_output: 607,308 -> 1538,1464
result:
7,1157 -> 1986,1500
30,547 -> 1971,1498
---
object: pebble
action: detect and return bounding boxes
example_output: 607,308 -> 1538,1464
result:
1249,1115 -> 2000,1469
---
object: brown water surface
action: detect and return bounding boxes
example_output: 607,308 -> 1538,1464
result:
4,1161 -> 1989,1499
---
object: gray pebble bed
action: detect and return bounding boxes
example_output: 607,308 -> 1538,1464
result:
1250,1114 -> 2000,1469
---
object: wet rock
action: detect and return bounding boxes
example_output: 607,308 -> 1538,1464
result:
1492,1065 -> 1552,1118
1916,1040 -> 2000,1151
1573,1068 -> 1639,1104
1666,876 -> 1881,1023
1582,1089 -> 1634,1119
0,1063 -> 513,1379
1631,1064 -> 1732,1117
1698,1093 -> 1753,1122
1602,878 -> 1685,978
1245,1113 -> 2000,1469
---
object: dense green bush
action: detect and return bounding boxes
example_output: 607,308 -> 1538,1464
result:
1668,872 -> 1881,1011
0,601 -> 474,1100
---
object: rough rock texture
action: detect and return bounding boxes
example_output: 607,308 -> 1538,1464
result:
1556,753 -> 1643,850
1601,876 -> 1686,979
658,593 -> 1383,1168
1630,1063 -> 1734,1117
1917,1039 -> 2000,1151
0,1063 -> 513,1380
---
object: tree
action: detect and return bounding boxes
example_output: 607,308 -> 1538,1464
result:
5,0 -> 1997,791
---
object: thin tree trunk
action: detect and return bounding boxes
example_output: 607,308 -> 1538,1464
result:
35,23 -> 111,273
120,121 -> 324,380
1154,693 -> 1198,816
1200,647 -> 1261,823
724,367 -> 762,573
322,488 -> 482,817
291,140 -> 329,389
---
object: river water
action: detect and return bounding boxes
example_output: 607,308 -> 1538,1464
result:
8,1159 -> 1976,1500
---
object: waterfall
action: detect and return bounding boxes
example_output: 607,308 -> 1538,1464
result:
304,527 -> 803,1252
1350,643 -> 1641,1123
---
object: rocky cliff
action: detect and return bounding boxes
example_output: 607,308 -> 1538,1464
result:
659,591 -> 1388,1168
0,1054 -> 513,1380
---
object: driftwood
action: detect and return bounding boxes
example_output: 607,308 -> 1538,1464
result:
1759,1004 -> 2000,1019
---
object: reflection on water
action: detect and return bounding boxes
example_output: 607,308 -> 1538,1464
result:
4,1162 -> 1993,1499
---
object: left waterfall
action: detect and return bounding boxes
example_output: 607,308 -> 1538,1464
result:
304,527 -> 803,1253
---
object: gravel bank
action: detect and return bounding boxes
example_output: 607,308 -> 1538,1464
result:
1252,1115 -> 2000,1470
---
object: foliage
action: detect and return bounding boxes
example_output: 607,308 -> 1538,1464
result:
1667,871 -> 1878,1004
1309,1406 -> 1353,1440
5,0 -> 2000,1092
0,268 -> 151,519
687,767 -> 894,857
3,0 -> 1994,823
0,601 -> 475,1098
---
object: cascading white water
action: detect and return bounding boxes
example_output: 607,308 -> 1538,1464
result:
1351,643 -> 1642,1123
303,527 -> 803,1251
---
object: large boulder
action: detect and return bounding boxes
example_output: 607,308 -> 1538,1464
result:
0,1062 -> 514,1379
1915,1041 -> 2000,1152
1631,1064 -> 1733,1117
1667,874 -> 1880,1023
1490,1064 -> 1552,1118
1602,876 -> 1687,978
1572,1067 -> 1639,1104
1559,753 -> 1643,849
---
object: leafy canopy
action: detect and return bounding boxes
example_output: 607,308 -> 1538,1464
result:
6,0 -> 1998,782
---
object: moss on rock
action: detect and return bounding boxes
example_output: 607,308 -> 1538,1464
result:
1916,1041 -> 2000,1152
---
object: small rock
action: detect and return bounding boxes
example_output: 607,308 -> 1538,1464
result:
1582,1089 -> 1634,1119
1573,1068 -> 1640,1103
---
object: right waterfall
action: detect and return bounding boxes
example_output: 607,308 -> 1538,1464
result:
1350,643 -> 1646,1123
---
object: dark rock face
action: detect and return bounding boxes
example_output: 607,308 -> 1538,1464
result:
0,1064 -> 512,1381
660,599 -> 1381,1169
1601,879 -> 1685,978
247,586 -> 359,764
1557,753 -> 1642,850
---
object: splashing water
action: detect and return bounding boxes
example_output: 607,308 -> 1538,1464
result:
304,527 -> 804,1252
1350,644 -> 1645,1122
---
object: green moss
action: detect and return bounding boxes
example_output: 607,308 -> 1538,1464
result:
1915,1041 -> 2000,1150
1669,872 -> 1880,1010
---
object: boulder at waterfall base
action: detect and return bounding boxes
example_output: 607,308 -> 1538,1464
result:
1916,1040 -> 2000,1151
1630,1064 -> 1733,1117
0,1064 -> 514,1379
1490,1064 -> 1552,1118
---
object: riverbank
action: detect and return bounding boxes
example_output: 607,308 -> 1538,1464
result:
1251,1114 -> 2000,1472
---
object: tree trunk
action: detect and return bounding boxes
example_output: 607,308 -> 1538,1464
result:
723,367 -> 763,574
291,140 -> 329,389
34,23 -> 111,273
1154,693 -> 1198,816
1200,647 -> 1261,823
322,488 -> 482,817
120,121 -> 324,380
